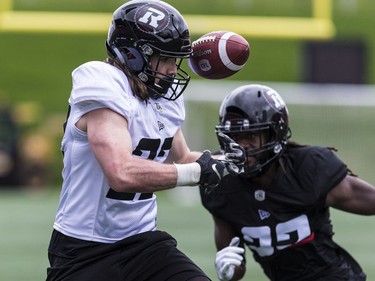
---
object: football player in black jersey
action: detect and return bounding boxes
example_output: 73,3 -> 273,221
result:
200,84 -> 375,281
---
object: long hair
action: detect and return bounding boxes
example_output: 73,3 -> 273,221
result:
104,58 -> 149,102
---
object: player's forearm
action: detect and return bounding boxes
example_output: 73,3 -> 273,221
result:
106,158 -> 199,193
232,264 -> 246,281
107,160 -> 177,192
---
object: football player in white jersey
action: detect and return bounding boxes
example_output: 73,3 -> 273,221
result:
46,1 -> 244,280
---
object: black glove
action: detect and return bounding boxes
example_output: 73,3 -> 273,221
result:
196,150 -> 225,193
217,132 -> 246,175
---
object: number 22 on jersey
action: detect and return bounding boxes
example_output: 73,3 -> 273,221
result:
242,215 -> 312,257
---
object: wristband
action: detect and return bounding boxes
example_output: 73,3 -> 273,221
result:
173,162 -> 201,186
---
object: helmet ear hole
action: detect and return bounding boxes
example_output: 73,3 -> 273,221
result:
111,45 -> 126,64
111,45 -> 146,73
122,47 -> 146,73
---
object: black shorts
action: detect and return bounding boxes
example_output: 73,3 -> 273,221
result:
46,230 -> 210,281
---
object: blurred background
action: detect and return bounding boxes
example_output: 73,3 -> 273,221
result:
0,0 -> 374,280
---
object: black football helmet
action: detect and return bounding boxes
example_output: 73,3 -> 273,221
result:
216,84 -> 291,178
106,0 -> 192,100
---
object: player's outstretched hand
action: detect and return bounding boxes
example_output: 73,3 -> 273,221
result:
196,150 -> 225,192
217,132 -> 246,175
215,237 -> 245,281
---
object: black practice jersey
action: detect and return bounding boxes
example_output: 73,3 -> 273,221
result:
200,146 -> 360,281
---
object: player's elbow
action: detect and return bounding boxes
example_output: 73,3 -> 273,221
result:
105,165 -> 140,193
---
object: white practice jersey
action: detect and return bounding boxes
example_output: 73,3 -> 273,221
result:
53,61 -> 185,243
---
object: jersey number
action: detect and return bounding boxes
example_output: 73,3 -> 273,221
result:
132,137 -> 173,160
107,137 -> 173,201
242,215 -> 311,257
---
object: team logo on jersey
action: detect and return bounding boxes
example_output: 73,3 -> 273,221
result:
254,189 -> 266,201
158,121 -> 165,131
135,4 -> 170,34
258,209 -> 271,220
155,102 -> 163,112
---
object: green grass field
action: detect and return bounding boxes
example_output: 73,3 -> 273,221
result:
0,188 -> 374,281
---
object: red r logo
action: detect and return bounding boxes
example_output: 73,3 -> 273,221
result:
135,4 -> 170,33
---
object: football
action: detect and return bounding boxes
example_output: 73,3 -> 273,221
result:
188,30 -> 250,79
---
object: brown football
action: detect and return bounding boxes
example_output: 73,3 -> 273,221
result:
188,31 -> 250,79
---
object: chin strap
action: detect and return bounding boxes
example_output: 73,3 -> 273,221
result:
243,144 -> 284,178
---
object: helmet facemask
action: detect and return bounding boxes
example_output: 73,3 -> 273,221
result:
141,52 -> 190,100
217,120 -> 287,178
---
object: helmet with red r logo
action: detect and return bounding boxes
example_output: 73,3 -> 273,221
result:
106,0 -> 192,100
